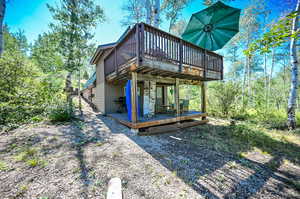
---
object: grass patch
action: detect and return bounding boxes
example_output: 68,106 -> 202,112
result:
0,161 -> 9,171
26,158 -> 47,168
14,147 -> 38,162
192,120 -> 300,165
14,147 -> 47,168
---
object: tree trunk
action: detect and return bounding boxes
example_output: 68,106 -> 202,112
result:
287,0 -> 300,129
145,0 -> 151,25
78,69 -> 82,115
268,49 -> 275,109
66,72 -> 73,110
242,57 -> 247,108
0,0 -> 6,56
264,53 -> 268,109
153,0 -> 160,27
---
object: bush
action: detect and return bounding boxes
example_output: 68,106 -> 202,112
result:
48,104 -> 73,123
208,81 -> 241,118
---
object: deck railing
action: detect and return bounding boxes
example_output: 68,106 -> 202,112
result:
104,23 -> 223,79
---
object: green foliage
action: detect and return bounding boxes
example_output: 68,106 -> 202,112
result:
47,0 -> 105,72
31,32 -> 64,73
0,161 -> 9,171
48,104 -> 73,123
245,11 -> 298,55
0,27 -> 66,131
208,81 -> 241,117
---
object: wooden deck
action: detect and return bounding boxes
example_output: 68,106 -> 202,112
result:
103,23 -> 223,82
108,111 -> 208,129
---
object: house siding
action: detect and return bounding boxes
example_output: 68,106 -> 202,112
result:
95,60 -> 106,113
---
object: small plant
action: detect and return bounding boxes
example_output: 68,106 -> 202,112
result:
0,161 -> 9,171
94,180 -> 103,186
26,159 -> 39,167
228,161 -> 238,169
14,147 -> 38,162
48,104 -> 73,123
19,185 -> 29,192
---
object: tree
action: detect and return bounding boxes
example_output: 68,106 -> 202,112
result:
287,0 -> 300,129
47,0 -> 105,112
162,0 -> 190,31
0,0 -> 6,56
245,1 -> 300,129
153,0 -> 160,27
31,32 -> 63,73
169,19 -> 187,36
121,0 -> 146,26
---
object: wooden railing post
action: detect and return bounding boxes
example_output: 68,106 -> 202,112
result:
140,23 -> 145,63
179,40 -> 183,72
135,23 -> 141,67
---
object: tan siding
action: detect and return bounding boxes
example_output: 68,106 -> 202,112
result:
94,49 -> 125,114
94,60 -> 106,113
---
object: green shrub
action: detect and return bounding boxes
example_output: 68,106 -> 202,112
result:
48,104 -> 73,122
208,81 -> 241,118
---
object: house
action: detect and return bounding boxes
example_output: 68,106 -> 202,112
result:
85,23 -> 223,132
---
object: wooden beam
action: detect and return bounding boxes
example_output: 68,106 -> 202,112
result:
137,73 -> 175,84
107,112 -> 207,129
131,72 -> 138,123
175,78 -> 180,117
201,81 -> 207,120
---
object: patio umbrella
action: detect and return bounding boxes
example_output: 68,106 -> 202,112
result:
182,1 -> 241,51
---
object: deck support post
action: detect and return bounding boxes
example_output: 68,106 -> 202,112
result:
201,81 -> 207,120
175,78 -> 180,118
131,72 -> 138,123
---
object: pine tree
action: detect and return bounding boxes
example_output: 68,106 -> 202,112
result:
47,0 -> 105,111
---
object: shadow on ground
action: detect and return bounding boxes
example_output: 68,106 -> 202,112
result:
99,115 -> 300,199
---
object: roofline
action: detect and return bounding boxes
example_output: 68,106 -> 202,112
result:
90,43 -> 116,64
90,26 -> 132,65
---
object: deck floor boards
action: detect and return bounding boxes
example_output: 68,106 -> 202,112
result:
108,111 -> 207,129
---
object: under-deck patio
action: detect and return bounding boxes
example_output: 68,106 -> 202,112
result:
108,111 -> 207,129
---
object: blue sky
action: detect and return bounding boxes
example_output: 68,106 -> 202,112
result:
5,0 -> 248,45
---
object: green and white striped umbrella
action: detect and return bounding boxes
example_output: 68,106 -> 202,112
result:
182,1 -> 241,51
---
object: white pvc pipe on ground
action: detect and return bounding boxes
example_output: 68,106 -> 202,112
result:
107,177 -> 122,199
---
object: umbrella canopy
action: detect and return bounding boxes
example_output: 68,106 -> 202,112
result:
182,1 -> 241,51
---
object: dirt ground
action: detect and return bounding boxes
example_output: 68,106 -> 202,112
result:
0,104 -> 299,199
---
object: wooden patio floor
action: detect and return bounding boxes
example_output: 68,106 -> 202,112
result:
108,111 -> 208,129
